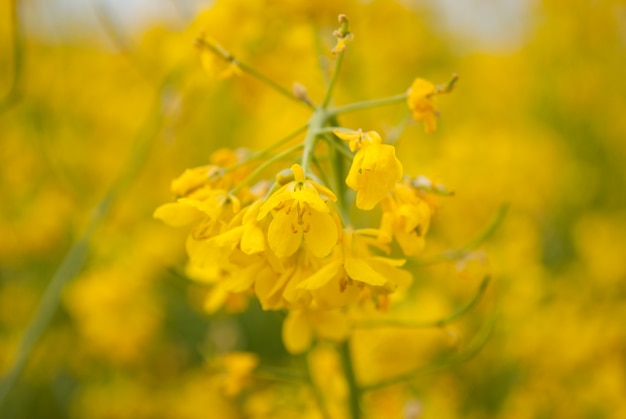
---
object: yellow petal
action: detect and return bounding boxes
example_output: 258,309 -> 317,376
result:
312,311 -> 350,342
344,257 -> 388,286
290,164 -> 306,181
282,311 -> 312,354
368,258 -> 413,288
304,211 -> 339,258
292,186 -> 329,213
267,208 -> 302,258
297,259 -> 343,290
241,223 -> 266,254
153,202 -> 203,227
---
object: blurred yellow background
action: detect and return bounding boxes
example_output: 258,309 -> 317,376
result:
1,0 -> 625,417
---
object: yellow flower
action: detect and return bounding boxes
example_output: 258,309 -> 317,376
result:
218,352 -> 259,397
298,228 -> 412,294
334,130 -> 403,210
282,309 -> 350,354
258,164 -> 339,258
381,182 -> 432,256
342,229 -> 412,292
407,78 -> 438,133
153,149 -> 249,227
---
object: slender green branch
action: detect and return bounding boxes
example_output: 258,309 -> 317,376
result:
436,73 -> 459,94
196,38 -> 314,109
223,124 -> 308,174
304,356 -> 332,419
236,60 -> 314,109
328,93 -> 408,117
0,0 -> 23,113
301,110 -> 327,174
338,341 -> 362,419
0,76 -> 171,409
311,154 -> 332,190
322,135 -> 354,163
418,203 -> 509,266
360,308 -> 498,392
255,365 -> 307,383
353,276 -> 490,329
386,113 -> 412,145
230,144 -> 303,195
321,51 -> 344,109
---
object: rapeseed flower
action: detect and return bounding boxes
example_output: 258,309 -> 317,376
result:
407,78 -> 438,133
381,182 -> 432,256
334,129 -> 403,210
257,164 -> 339,258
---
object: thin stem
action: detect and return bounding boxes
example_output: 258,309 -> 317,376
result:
224,124 -> 308,174
305,355 -> 332,419
230,144 -> 304,195
0,0 -> 23,113
255,365 -> 307,383
418,203 -> 509,266
339,341 -> 361,419
300,109 -> 327,174
321,51 -> 344,109
322,135 -> 354,163
311,154 -> 332,191
196,38 -> 314,109
361,308 -> 498,392
353,276 -> 490,329
236,60 -> 314,109
0,76 -> 171,409
328,92 -> 408,116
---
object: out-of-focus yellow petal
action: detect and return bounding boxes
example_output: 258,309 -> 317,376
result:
312,310 -> 350,342
267,207 -> 301,257
407,78 -> 438,133
297,259 -> 343,290
153,202 -> 203,227
344,257 -> 388,286
241,223 -> 265,254
304,211 -> 338,258
282,310 -> 312,354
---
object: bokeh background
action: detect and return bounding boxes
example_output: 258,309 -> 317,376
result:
1,0 -> 625,417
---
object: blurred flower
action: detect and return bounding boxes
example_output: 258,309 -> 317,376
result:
407,78 -> 438,133
257,164 -> 338,258
334,129 -> 403,210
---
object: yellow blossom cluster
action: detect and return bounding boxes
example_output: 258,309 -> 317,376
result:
153,14 -> 458,358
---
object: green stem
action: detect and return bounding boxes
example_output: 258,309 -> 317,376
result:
353,276 -> 490,329
255,365 -> 307,383
237,60 -> 314,109
328,92 -> 408,116
224,124 -> 308,174
230,144 -> 303,195
418,203 -> 509,266
0,76 -> 170,409
321,51 -> 344,109
361,307 -> 498,392
339,341 -> 361,419
300,109 -> 327,174
196,38 -> 314,110
322,135 -> 354,163
0,0 -> 23,113
305,356 -> 332,419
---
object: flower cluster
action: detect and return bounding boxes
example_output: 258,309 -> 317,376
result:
157,15 -> 454,354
